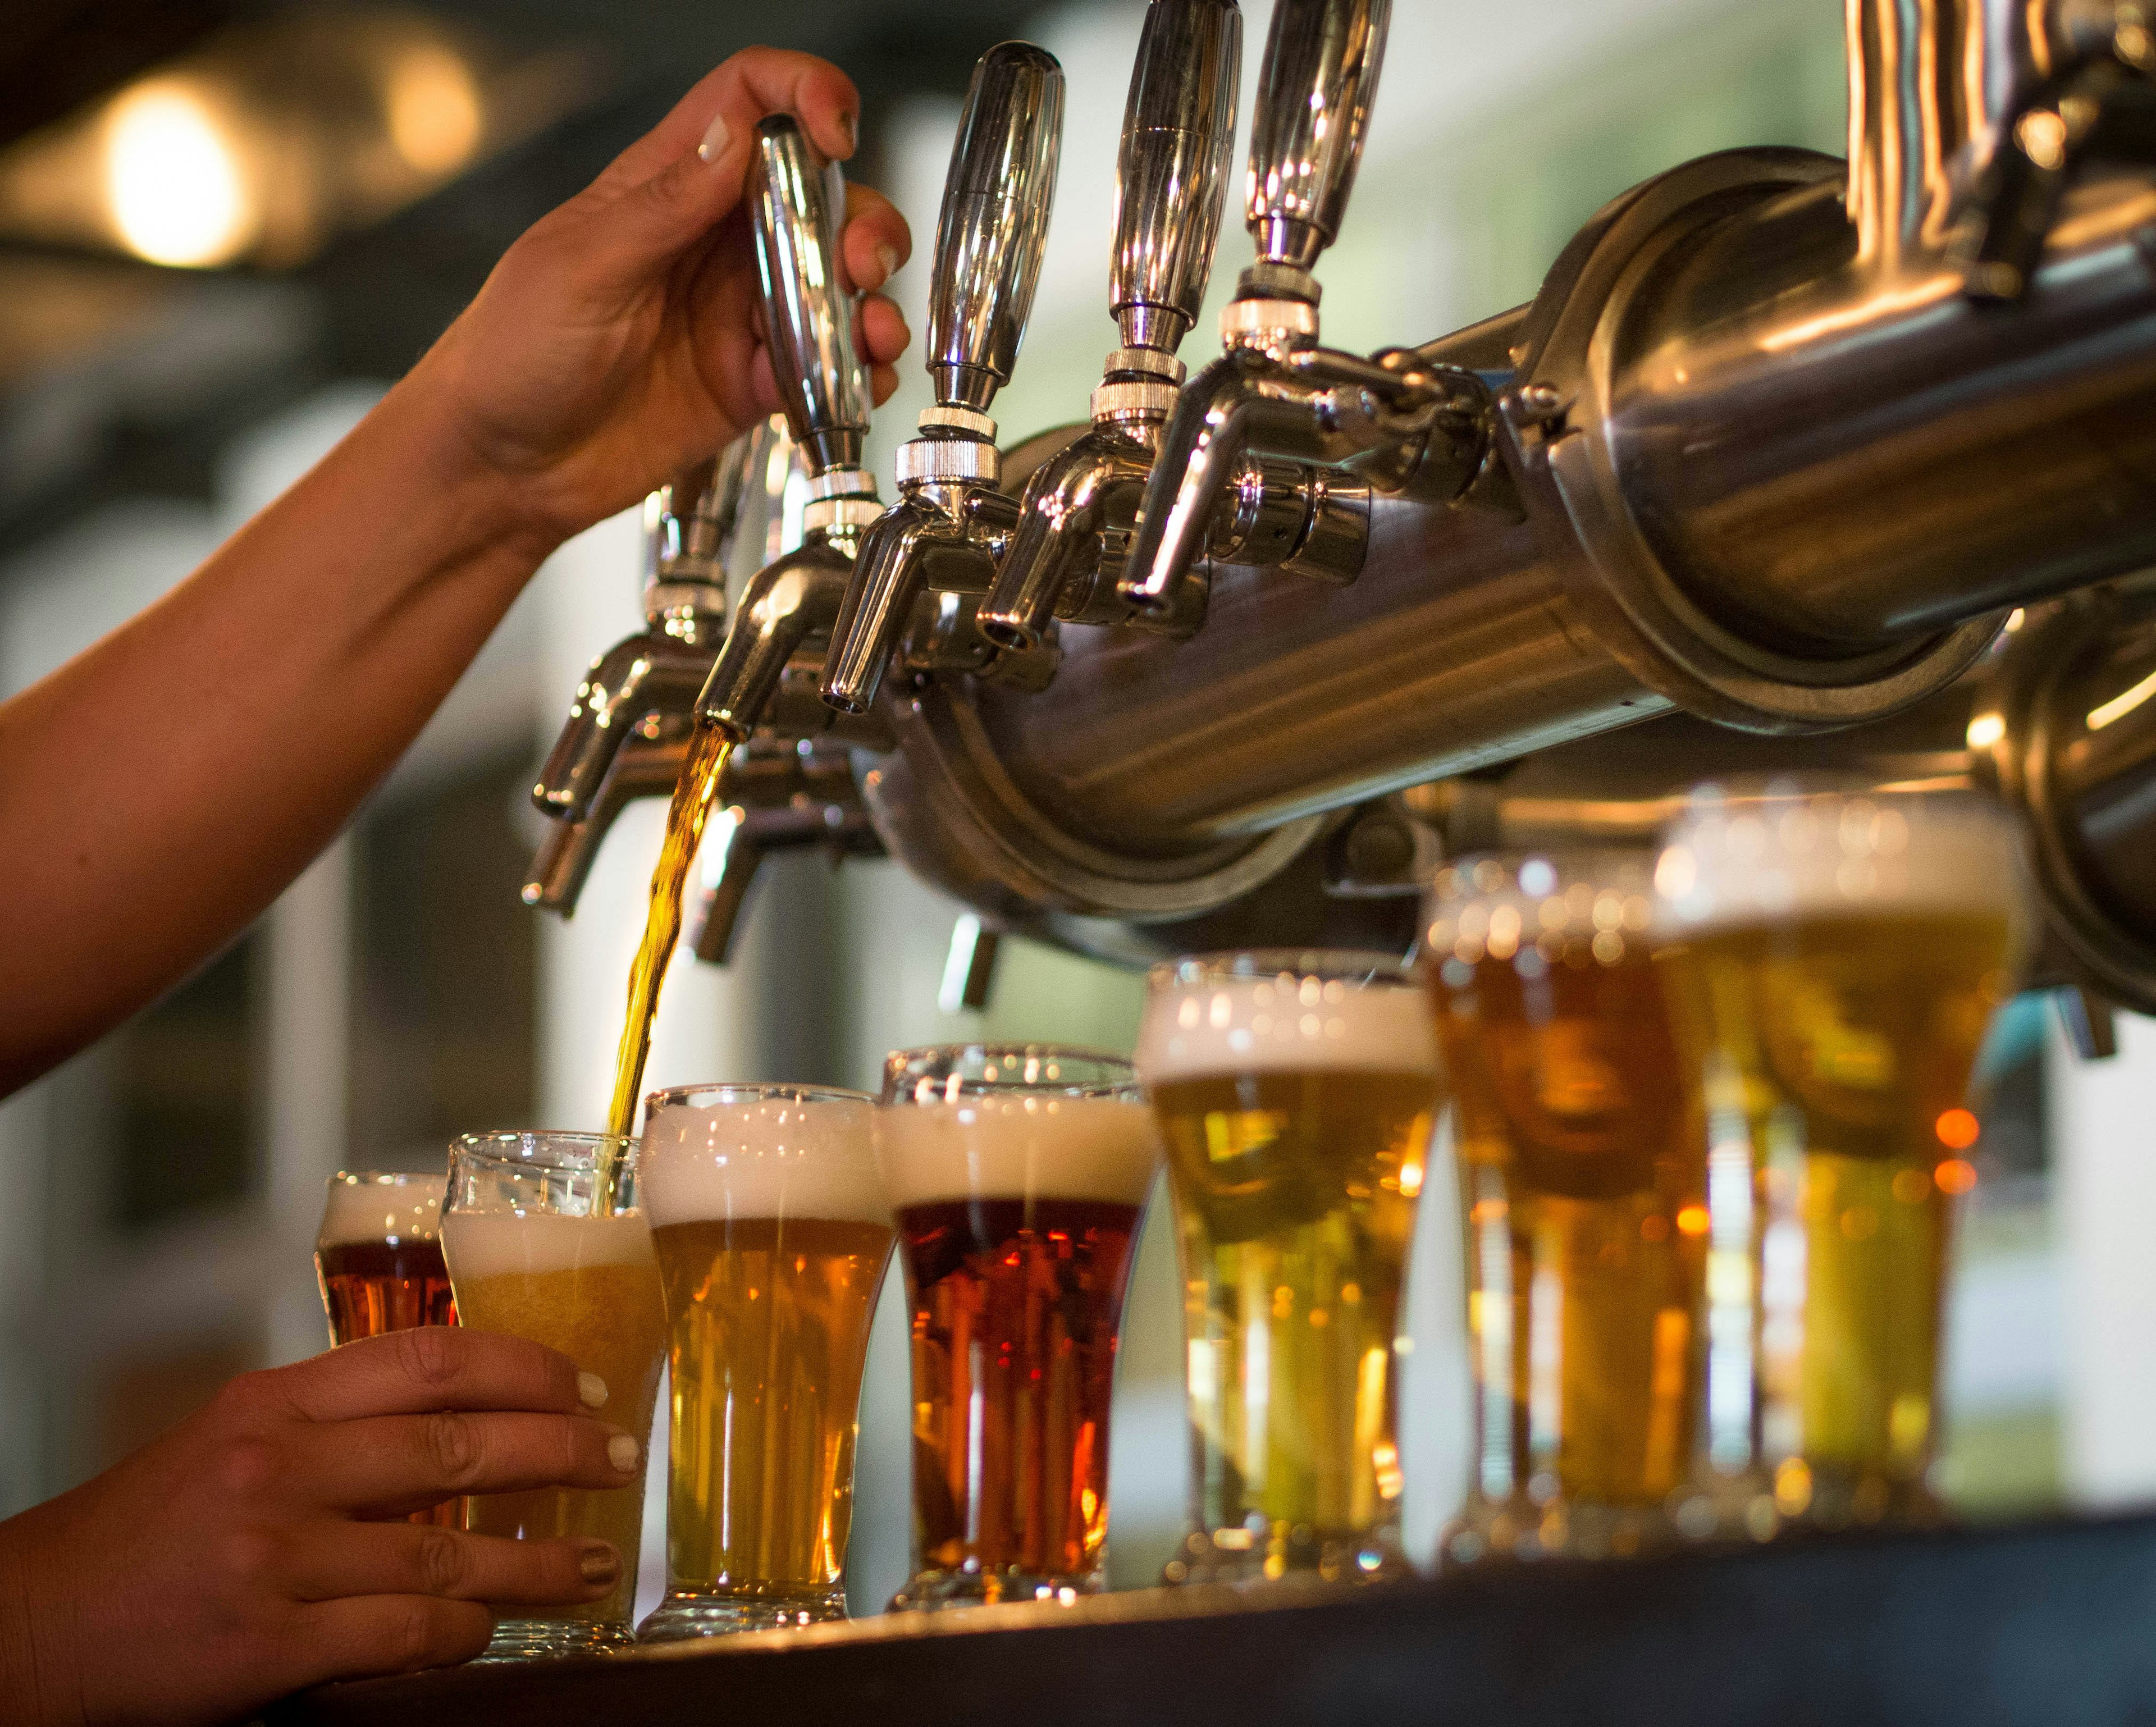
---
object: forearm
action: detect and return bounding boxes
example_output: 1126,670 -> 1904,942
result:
0,374 -> 555,1094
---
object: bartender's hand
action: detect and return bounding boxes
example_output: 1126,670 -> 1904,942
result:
0,1329 -> 645,1727
417,45 -> 912,549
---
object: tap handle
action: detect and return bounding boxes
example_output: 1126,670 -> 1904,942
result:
1112,0 -> 1242,354
925,42 -> 1065,414
752,117 -> 870,479
1245,0 -> 1388,276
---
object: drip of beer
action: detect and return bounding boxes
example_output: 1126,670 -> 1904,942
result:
606,722 -> 734,1139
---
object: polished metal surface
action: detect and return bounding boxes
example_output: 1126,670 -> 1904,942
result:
751,117 -> 871,479
1244,0 -> 1388,272
1111,0 -> 1242,355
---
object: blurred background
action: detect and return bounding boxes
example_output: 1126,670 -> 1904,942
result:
0,0 -> 2131,1615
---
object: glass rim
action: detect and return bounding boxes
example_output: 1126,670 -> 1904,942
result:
328,1169 -> 446,1188
449,1129 -> 639,1175
881,1042 -> 1138,1099
1145,948 -> 1415,990
643,1081 -> 875,1111
1427,847 -> 1659,900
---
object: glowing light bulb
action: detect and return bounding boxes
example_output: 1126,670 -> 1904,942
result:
103,83 -> 254,267
386,46 -> 482,176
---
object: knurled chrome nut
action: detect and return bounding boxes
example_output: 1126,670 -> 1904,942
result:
1104,346 -> 1185,383
1091,378 -> 1181,423
917,403 -> 998,440
805,467 -> 878,504
1239,260 -> 1322,303
894,437 -> 998,486
803,495 -> 883,533
1221,297 -> 1319,346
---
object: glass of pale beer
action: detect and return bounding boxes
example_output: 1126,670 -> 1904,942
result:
1653,782 -> 2023,1536
1424,852 -> 1702,1563
315,1169 -> 460,1527
635,1083 -> 892,1640
441,1131 -> 666,1659
878,1044 -> 1162,1610
1137,953 -> 1438,1586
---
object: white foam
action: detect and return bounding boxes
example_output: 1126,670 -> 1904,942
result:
1654,790 -> 2024,937
640,1093 -> 886,1228
875,1094 -> 1162,1210
1136,976 -> 1437,1084
440,1210 -> 654,1283
318,1174 -> 445,1248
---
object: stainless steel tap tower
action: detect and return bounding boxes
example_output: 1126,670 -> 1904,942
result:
531,0 -> 2156,1032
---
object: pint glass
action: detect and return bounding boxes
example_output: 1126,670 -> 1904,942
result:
637,1084 -> 892,1639
315,1170 -> 459,1528
442,1131 -> 666,1658
1424,853 -> 1701,1562
1138,953 -> 1437,1585
879,1045 -> 1161,1609
1654,783 -> 2022,1533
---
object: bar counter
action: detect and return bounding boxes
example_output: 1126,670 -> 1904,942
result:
269,1511 -> 2156,1726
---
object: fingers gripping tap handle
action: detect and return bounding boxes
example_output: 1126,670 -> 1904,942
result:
1246,0 -> 1388,276
752,116 -> 870,480
926,42 -> 1065,415
1113,0 -> 1243,355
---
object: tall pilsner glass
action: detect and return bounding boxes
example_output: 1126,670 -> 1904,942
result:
1138,953 -> 1438,1586
1424,852 -> 1702,1564
637,1084 -> 892,1639
442,1131 -> 666,1659
879,1045 -> 1161,1609
1654,783 -> 2023,1535
314,1170 -> 459,1527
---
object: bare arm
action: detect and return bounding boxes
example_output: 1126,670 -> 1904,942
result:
0,48 -> 911,1094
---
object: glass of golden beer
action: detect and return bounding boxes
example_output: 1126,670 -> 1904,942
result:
879,1044 -> 1161,1610
442,1131 -> 666,1659
315,1169 -> 460,1528
1424,852 -> 1702,1563
1653,782 -> 2023,1536
635,1083 -> 892,1640
1137,953 -> 1437,1586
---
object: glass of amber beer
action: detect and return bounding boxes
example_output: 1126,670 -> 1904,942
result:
636,1084 -> 892,1640
1137,953 -> 1437,1586
442,1131 -> 666,1658
1653,782 -> 2022,1536
1424,852 -> 1702,1563
315,1170 -> 460,1527
879,1044 -> 1161,1609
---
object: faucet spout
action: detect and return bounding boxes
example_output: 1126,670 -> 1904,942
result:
697,538 -> 859,741
980,430 -> 1153,651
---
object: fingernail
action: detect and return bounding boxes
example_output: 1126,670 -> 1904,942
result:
840,111 -> 859,156
697,111 -> 733,164
578,1543 -> 620,1586
875,243 -> 900,286
607,1433 -> 641,1473
577,1372 -> 607,1410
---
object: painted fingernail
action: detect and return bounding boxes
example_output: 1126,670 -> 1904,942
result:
578,1543 -> 620,1586
608,1433 -> 641,1473
697,112 -> 733,164
577,1372 -> 608,1410
875,243 -> 900,285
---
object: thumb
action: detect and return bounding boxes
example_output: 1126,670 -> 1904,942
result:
592,108 -> 753,282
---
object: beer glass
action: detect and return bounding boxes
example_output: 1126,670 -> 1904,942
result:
1653,782 -> 2023,1535
1137,953 -> 1438,1586
314,1169 -> 459,1528
1424,852 -> 1702,1563
636,1084 -> 892,1640
879,1044 -> 1161,1610
442,1131 -> 666,1659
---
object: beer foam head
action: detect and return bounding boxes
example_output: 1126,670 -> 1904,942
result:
640,1086 -> 885,1228
1653,784 -> 2025,936
875,1093 -> 1162,1209
440,1209 -> 654,1283
1136,956 -> 1436,1084
1423,849 -> 1659,971
318,1172 -> 445,1248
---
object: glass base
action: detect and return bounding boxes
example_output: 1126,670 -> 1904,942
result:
1438,1495 -> 1680,1567
889,1566 -> 1103,1612
1162,1522 -> 1414,1588
637,1587 -> 849,1641
1669,1463 -> 1944,1544
473,1617 -> 636,1661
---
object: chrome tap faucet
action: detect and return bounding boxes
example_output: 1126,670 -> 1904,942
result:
819,42 -> 1065,716
976,1 -> 1241,652
1118,0 -> 1491,619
